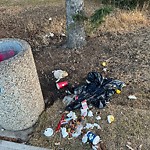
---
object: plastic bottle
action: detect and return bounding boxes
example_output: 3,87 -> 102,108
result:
87,131 -> 100,145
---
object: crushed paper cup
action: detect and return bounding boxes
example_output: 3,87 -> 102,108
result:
107,115 -> 115,123
56,81 -> 68,89
44,128 -> 54,137
52,70 -> 68,82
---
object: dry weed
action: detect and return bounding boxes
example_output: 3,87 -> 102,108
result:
0,6 -> 23,15
43,17 -> 65,34
99,10 -> 150,33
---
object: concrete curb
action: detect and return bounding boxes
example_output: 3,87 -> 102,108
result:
0,140 -> 50,150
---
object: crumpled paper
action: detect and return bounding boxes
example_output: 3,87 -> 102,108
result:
52,70 -> 68,82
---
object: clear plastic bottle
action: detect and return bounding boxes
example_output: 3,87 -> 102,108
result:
87,131 -> 100,145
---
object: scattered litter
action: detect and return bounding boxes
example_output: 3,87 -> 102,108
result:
128,95 -> 137,100
72,124 -> 83,137
101,62 -> 107,67
96,116 -> 101,120
126,144 -> 134,150
103,68 -> 107,72
81,100 -> 89,110
44,128 -> 54,137
52,70 -> 68,82
56,81 -> 68,89
61,117 -> 72,125
116,89 -> 121,94
67,111 -> 77,120
82,133 -> 88,143
63,95 -> 74,105
93,123 -> 101,129
61,127 -> 68,138
65,72 -> 125,111
54,142 -> 60,146
55,114 -> 65,132
84,123 -> 94,129
84,123 -> 101,130
81,100 -> 89,116
82,131 -> 101,145
107,115 -> 115,124
52,71 -> 125,148
88,110 -> 94,117
81,108 -> 88,117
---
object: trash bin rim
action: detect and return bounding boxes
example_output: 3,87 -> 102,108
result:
0,38 -> 31,64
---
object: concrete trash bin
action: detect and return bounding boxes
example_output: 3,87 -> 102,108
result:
0,38 -> 44,131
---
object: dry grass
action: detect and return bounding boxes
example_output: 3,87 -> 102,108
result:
99,10 -> 150,33
0,6 -> 23,14
0,0 -> 62,7
43,17 -> 66,34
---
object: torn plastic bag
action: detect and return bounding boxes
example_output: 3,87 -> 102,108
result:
65,72 -> 125,111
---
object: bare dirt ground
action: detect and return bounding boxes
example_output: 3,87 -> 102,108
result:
0,0 -> 150,150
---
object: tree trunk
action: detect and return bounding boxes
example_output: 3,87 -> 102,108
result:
66,0 -> 86,49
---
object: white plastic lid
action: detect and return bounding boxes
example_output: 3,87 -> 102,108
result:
44,128 -> 53,137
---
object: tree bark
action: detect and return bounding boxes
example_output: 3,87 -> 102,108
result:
66,0 -> 86,49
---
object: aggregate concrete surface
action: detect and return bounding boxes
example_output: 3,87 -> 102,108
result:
0,140 -> 50,150
0,39 -> 44,131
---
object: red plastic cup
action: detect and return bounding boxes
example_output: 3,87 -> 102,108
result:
0,50 -> 15,62
56,81 -> 68,89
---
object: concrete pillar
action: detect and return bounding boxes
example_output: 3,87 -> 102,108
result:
0,38 -> 44,131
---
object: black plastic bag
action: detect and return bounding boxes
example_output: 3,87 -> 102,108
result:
65,72 -> 125,111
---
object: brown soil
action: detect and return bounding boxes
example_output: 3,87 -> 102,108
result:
0,2 -> 150,150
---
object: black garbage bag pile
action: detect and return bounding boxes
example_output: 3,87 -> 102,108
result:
65,72 -> 125,111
